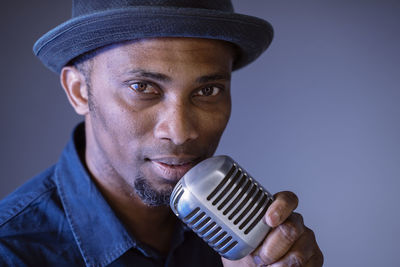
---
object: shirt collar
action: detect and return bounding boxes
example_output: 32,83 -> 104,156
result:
54,123 -> 136,267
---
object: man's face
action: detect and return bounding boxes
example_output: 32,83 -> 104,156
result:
84,38 -> 234,205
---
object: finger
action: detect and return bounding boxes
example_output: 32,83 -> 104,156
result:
253,213 -> 305,265
306,250 -> 324,267
221,256 -> 255,267
268,227 -> 318,267
266,191 -> 299,227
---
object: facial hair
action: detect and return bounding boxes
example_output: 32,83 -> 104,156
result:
134,177 -> 173,207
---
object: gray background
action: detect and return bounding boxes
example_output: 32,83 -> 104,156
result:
1,1 -> 399,266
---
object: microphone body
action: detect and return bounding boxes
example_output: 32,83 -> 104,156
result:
170,155 -> 274,260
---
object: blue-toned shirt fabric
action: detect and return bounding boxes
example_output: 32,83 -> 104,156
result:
0,123 -> 223,267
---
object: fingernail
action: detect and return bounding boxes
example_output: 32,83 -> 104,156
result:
253,255 -> 263,265
266,211 -> 280,226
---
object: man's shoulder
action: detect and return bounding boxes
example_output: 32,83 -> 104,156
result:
0,165 -> 84,265
0,165 -> 58,228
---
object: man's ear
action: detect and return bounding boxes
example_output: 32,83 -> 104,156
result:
60,66 -> 90,115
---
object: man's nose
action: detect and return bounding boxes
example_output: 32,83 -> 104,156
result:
153,101 -> 199,145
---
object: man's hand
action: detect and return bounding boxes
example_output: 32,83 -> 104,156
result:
221,191 -> 323,266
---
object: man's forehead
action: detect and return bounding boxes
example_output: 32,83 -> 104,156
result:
90,37 -> 236,75
97,37 -> 237,58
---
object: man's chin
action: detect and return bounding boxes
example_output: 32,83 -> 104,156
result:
133,177 -> 173,207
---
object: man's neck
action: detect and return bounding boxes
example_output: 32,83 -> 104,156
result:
92,176 -> 177,255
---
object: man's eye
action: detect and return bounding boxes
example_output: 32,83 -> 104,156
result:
196,86 -> 221,97
129,82 -> 158,94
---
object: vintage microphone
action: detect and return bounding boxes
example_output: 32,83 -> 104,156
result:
170,155 -> 274,260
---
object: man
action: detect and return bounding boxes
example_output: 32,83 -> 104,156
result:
0,0 -> 323,266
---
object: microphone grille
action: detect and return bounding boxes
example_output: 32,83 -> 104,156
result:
206,163 -> 272,234
170,156 -> 274,260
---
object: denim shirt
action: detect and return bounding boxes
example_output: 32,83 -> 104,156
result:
0,123 -> 222,267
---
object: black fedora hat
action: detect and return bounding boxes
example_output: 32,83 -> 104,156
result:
33,0 -> 273,73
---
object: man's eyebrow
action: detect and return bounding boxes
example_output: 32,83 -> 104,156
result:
125,69 -> 231,83
196,73 -> 231,84
126,69 -> 172,82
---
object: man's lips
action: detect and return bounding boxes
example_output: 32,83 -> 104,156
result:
149,156 -> 198,181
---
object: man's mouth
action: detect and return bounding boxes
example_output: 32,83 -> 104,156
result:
149,156 -> 199,181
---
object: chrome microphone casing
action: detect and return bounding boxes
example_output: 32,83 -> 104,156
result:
170,155 -> 274,260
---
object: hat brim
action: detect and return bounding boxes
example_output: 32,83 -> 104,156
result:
33,6 -> 273,73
